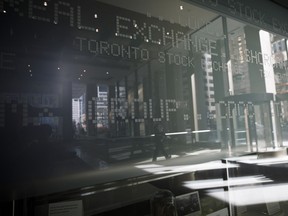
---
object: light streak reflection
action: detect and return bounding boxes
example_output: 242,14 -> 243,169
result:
135,160 -> 238,175
232,156 -> 288,166
207,183 -> 288,206
183,175 -> 272,190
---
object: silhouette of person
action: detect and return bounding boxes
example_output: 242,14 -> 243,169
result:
152,124 -> 171,161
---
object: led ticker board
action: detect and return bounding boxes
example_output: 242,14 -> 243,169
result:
1,0 -> 288,74
188,0 -> 288,38
0,0 -> 222,69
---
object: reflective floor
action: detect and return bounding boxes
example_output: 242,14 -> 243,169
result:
2,136 -> 288,216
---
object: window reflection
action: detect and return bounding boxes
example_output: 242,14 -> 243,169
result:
2,0 -> 288,213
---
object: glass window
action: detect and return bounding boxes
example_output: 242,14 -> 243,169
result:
2,0 -> 288,214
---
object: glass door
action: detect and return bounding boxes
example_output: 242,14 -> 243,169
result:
253,102 -> 274,151
276,95 -> 288,147
218,94 -> 279,153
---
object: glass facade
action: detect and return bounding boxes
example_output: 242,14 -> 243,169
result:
2,0 -> 288,215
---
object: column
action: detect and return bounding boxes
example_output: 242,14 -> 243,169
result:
86,83 -> 97,136
62,81 -> 73,142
